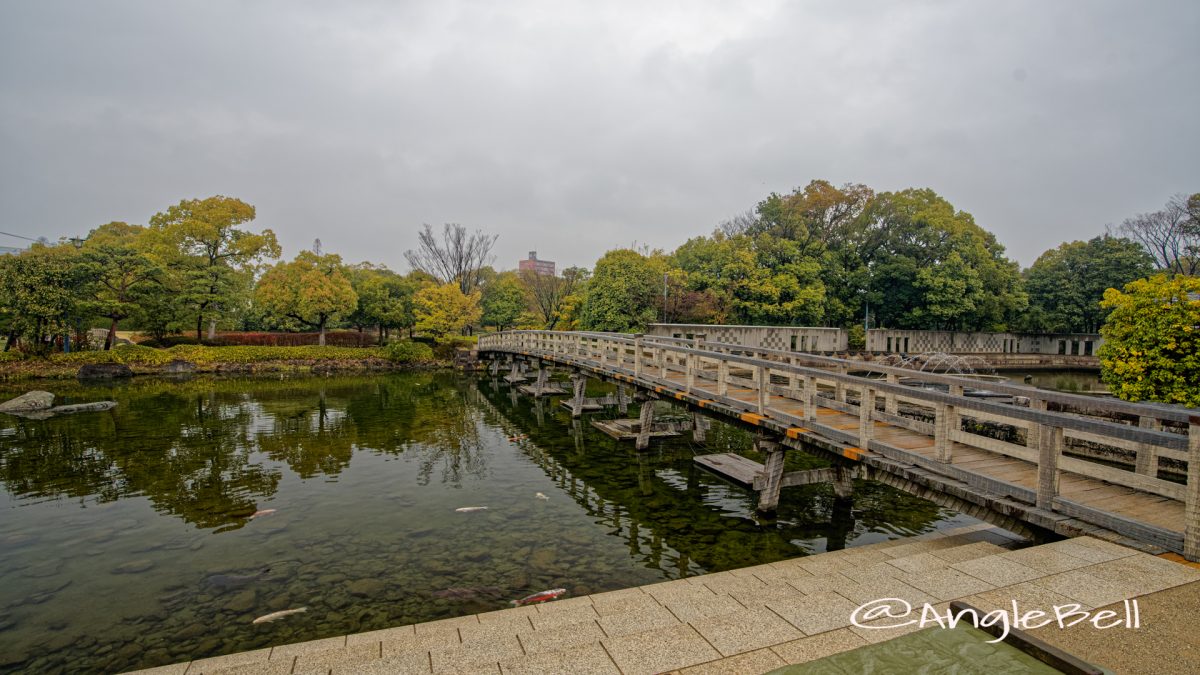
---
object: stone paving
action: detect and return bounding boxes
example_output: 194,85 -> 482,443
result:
127,523 -> 1200,675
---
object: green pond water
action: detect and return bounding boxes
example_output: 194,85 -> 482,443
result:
0,372 -> 979,674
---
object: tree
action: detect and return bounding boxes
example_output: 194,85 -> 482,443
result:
579,249 -> 665,332
1023,236 -> 1155,333
480,271 -> 527,331
345,264 -> 427,343
1115,194 -> 1199,276
147,196 -> 280,340
0,244 -> 81,353
521,266 -> 588,329
403,223 -> 497,295
1098,274 -> 1200,407
255,251 -> 358,346
78,222 -> 163,349
413,283 -> 482,340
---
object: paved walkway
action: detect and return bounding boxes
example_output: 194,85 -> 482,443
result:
129,524 -> 1200,675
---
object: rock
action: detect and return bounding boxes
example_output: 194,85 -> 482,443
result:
225,589 -> 257,613
113,559 -> 155,574
346,578 -> 386,599
77,363 -> 133,379
45,401 -> 118,416
165,360 -> 195,374
0,391 -> 54,414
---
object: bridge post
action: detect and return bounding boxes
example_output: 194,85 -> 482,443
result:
534,364 -> 548,395
1134,415 -> 1161,476
633,335 -> 643,378
597,338 -> 607,367
934,402 -> 952,463
1185,420 -> 1200,561
857,386 -> 875,449
803,375 -> 817,421
833,465 -> 854,501
685,354 -> 696,394
1036,422 -> 1063,511
635,400 -> 656,450
489,358 -> 499,377
835,365 -> 847,402
509,361 -> 521,381
618,384 -> 629,414
756,439 -> 785,513
884,373 -> 898,415
756,365 -> 770,414
692,412 -> 707,443
717,360 -> 729,397
570,374 -> 587,418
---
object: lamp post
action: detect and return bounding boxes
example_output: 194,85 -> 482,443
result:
64,236 -> 85,353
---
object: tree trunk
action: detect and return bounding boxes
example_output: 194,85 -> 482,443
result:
318,319 -> 327,347
3,330 -> 16,352
378,325 -> 384,345
196,315 -> 203,341
105,318 -> 118,351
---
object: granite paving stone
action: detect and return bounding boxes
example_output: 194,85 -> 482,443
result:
1033,569 -> 1141,609
726,581 -> 806,609
380,628 -> 462,656
528,603 -> 600,631
833,575 -> 939,606
885,551 -> 951,575
676,647 -> 786,675
429,633 -> 522,674
1040,538 -> 1137,564
766,590 -> 859,636
928,541 -> 1008,564
601,623 -> 721,675
782,571 -> 856,595
346,624 -> 415,646
901,567 -> 996,601
769,627 -> 868,664
331,650 -> 430,675
1000,547 -> 1092,574
688,606 -> 804,657
950,554 -> 1042,587
498,643 -> 619,675
516,619 -> 606,655
663,592 -> 745,622
269,635 -> 348,659
596,603 -> 681,637
184,647 -> 273,673
200,661 -> 295,675
292,643 -> 382,673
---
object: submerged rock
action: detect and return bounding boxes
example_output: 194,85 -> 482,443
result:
113,559 -> 155,574
346,578 -> 386,598
15,401 -> 118,420
0,391 -> 54,414
77,363 -> 133,379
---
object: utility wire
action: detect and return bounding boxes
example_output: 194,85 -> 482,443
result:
0,230 -> 39,242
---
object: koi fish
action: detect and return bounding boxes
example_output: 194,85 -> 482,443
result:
512,588 -> 567,606
248,509 -> 277,520
535,493 -> 549,501
508,434 -> 528,442
455,506 -> 489,513
251,607 -> 307,624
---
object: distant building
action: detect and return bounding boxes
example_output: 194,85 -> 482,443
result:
0,246 -> 24,256
519,251 -> 555,276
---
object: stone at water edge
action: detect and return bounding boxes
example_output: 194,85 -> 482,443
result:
77,363 -> 133,379
0,391 -> 54,414
13,401 -> 119,420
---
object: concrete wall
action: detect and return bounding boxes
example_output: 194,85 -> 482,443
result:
646,324 -> 1102,355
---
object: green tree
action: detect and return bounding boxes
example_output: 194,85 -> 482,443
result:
413,283 -> 482,340
1098,274 -> 1200,407
1023,236 -> 1155,333
579,249 -> 664,332
148,196 -> 280,340
255,251 -> 358,346
77,222 -> 163,349
521,266 -> 588,329
0,243 -> 82,353
481,271 -> 526,331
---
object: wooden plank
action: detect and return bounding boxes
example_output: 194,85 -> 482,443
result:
694,453 -> 763,487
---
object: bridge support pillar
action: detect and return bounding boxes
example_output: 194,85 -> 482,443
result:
635,399 -> 656,450
832,465 -> 854,501
570,374 -> 587,418
534,365 -> 548,395
489,358 -> 499,377
1034,423 -> 1062,511
857,387 -> 875,450
803,375 -> 817,421
756,439 -> 785,513
618,385 -> 629,414
692,412 -> 707,443
1185,421 -> 1200,561
934,402 -> 953,463
509,361 -> 521,381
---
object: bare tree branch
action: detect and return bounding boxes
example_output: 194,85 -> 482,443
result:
403,223 -> 498,294
1114,194 -> 1199,276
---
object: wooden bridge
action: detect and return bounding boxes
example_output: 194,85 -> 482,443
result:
478,329 -> 1200,561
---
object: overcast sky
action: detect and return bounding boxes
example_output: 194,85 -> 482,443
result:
2,1 -> 1197,271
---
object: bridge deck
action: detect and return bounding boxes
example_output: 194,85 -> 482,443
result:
670,373 -> 1186,534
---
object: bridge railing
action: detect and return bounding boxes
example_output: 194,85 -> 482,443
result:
480,329 -> 1200,557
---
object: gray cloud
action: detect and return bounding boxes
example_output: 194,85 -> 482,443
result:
2,0 -> 1197,270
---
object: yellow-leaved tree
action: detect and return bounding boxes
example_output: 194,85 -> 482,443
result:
255,251 -> 358,346
413,283 -> 481,341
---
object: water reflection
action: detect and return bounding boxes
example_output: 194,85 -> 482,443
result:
0,373 -> 960,674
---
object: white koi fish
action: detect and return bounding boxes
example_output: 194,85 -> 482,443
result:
455,506 -> 489,513
535,493 -> 549,501
248,509 -> 277,520
251,607 -> 307,624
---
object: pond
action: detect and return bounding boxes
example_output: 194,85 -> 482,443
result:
996,369 -> 1109,395
0,372 -> 978,674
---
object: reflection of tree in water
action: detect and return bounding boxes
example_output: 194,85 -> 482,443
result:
405,380 -> 488,486
254,387 -> 358,479
0,385 -> 281,529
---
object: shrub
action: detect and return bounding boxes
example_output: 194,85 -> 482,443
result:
432,335 -> 476,360
384,341 -> 435,363
847,325 -> 866,351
